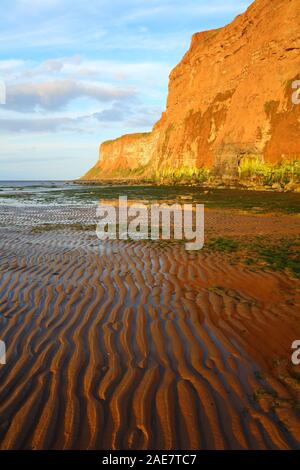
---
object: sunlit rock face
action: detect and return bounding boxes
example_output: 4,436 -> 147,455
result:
82,0 -> 300,181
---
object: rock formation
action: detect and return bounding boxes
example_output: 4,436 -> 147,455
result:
82,0 -> 300,181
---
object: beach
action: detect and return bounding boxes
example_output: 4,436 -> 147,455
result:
0,194 -> 299,450
1,0 -> 300,458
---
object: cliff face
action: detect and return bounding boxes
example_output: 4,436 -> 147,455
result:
82,0 -> 300,181
83,131 -> 159,179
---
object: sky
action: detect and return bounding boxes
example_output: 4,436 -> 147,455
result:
0,0 -> 253,180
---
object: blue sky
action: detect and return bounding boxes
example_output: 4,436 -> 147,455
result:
0,0 -> 252,180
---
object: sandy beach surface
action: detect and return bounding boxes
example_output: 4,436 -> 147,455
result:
0,205 -> 300,450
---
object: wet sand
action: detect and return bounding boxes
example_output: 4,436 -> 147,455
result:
0,206 -> 299,449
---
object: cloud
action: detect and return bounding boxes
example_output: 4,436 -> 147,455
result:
0,100 -> 162,133
5,79 -> 136,112
0,116 -> 78,133
0,56 -> 170,88
37,58 -> 65,73
92,101 -> 161,128
93,106 -> 126,123
0,60 -> 25,72
0,1 -> 251,53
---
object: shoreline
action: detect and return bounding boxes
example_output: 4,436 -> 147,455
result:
75,178 -> 300,193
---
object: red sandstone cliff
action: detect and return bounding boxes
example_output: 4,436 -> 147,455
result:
82,0 -> 300,180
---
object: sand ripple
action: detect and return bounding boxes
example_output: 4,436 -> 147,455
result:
0,223 -> 299,449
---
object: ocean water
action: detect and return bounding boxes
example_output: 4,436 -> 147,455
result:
0,180 -> 207,207
0,181 -> 299,213
0,181 -> 101,206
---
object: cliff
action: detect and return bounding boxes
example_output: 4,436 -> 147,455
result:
82,0 -> 300,182
83,131 -> 159,179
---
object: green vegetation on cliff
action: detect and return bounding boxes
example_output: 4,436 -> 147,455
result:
238,158 -> 300,187
83,159 -> 300,190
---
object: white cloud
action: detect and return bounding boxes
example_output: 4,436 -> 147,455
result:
5,79 -> 136,112
0,116 -> 79,133
2,56 -> 170,86
0,102 -> 162,133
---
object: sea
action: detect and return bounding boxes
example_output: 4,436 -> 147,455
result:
0,181 -> 299,214
0,181 -> 203,207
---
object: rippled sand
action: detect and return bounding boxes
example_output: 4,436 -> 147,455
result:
0,206 -> 299,449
